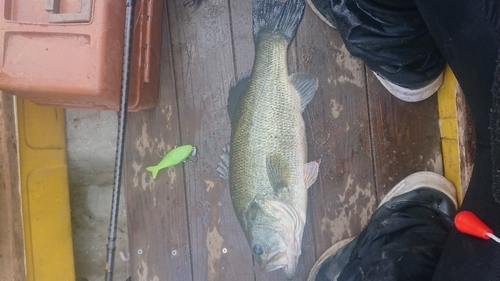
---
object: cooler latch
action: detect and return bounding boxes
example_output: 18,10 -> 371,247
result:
45,0 -> 92,23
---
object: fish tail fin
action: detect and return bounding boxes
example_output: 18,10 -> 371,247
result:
146,166 -> 159,179
252,0 -> 305,44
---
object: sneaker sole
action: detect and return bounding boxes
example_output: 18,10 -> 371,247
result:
378,171 -> 458,209
307,237 -> 354,281
305,0 -> 336,29
374,71 -> 444,102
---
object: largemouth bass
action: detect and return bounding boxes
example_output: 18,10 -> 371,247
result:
223,0 -> 320,278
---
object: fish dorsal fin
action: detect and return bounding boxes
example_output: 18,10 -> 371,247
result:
266,154 -> 290,195
228,70 -> 252,124
304,160 -> 320,189
289,73 -> 319,112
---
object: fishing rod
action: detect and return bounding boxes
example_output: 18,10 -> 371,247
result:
105,0 -> 136,280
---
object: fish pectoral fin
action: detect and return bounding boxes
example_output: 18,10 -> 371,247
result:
228,70 -> 252,123
217,144 -> 231,180
289,73 -> 319,112
266,154 -> 291,195
304,159 -> 320,189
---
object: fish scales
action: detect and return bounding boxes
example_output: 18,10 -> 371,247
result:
230,35 -> 307,215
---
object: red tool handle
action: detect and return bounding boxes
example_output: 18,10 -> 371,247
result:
454,211 -> 493,240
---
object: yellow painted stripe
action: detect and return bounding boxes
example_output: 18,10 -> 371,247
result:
17,98 -> 75,281
437,65 -> 463,205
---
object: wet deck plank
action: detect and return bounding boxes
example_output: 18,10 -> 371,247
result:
297,7 -> 378,262
124,1 -> 192,279
366,71 -> 443,202
124,1 -> 442,280
0,93 -> 26,281
168,1 -> 256,280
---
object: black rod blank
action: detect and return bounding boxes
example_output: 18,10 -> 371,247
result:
105,0 -> 136,280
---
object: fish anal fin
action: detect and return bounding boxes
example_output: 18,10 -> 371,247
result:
304,159 -> 320,189
289,73 -> 319,111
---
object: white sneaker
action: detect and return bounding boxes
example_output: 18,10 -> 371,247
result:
374,71 -> 444,102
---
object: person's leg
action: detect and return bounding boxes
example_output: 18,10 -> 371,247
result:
411,2 -> 500,278
306,0 -> 446,102
308,172 -> 457,281
306,0 -> 500,279
492,49 -> 500,204
413,0 -> 499,145
307,0 -> 499,142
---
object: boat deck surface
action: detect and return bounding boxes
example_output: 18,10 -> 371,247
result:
123,1 -> 444,280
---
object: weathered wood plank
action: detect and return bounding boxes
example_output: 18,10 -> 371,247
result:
228,0 -> 253,75
366,70 -> 443,201
456,84 -> 475,198
124,2 -> 193,280
297,6 -> 378,262
168,1 -> 255,280
0,93 -> 26,281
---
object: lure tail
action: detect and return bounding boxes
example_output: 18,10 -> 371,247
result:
146,166 -> 160,179
252,0 -> 306,44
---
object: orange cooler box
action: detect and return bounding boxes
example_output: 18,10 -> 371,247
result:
0,0 -> 163,111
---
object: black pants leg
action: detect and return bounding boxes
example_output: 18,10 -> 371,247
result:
328,0 -> 500,279
414,0 -> 499,145
329,0 -> 446,88
409,1 -> 500,279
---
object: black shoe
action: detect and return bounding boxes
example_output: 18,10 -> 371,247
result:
306,0 -> 336,29
308,172 -> 458,281
307,0 -> 446,102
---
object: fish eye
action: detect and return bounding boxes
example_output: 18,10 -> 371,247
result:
253,244 -> 264,255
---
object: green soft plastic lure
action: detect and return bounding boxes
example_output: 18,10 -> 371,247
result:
146,144 -> 194,179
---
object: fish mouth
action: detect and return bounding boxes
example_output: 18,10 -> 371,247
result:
263,263 -> 285,272
262,248 -> 288,272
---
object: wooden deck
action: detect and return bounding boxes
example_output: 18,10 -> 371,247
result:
123,1 -> 443,280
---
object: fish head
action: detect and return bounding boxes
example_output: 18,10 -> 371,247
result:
243,195 -> 304,279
